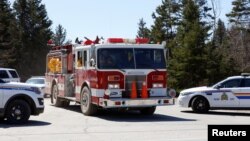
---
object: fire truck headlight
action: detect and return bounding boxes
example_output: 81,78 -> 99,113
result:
108,84 -> 120,89
167,89 -> 176,98
152,83 -> 163,88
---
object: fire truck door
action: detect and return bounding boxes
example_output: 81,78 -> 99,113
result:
76,50 -> 88,86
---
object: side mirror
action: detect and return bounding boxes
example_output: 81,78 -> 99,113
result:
89,58 -> 96,67
69,74 -> 75,79
164,48 -> 169,68
0,79 -> 5,83
215,84 -> 222,89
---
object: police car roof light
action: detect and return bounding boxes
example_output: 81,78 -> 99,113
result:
241,73 -> 250,77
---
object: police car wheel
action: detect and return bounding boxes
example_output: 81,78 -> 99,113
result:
191,97 -> 209,113
80,87 -> 97,116
6,100 -> 31,124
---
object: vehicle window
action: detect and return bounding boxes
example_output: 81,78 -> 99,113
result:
90,46 -> 96,63
242,79 -> 250,87
83,51 -> 87,67
77,51 -> 83,67
0,70 -> 9,78
97,48 -> 166,69
26,79 -> 45,84
220,79 -> 241,88
135,49 -> 166,69
9,70 -> 19,78
97,48 -> 135,69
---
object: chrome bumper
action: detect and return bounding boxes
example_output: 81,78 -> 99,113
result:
99,97 -> 174,108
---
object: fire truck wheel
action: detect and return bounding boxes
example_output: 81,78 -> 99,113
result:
51,84 -> 63,107
80,87 -> 97,116
140,106 -> 156,115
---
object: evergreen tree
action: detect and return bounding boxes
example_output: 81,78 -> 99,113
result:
196,0 -> 213,38
53,24 -> 67,46
151,0 -> 181,44
169,0 -> 208,89
137,18 -> 150,38
205,19 -> 228,85
213,19 -> 226,46
0,0 -> 18,68
226,0 -> 250,27
13,0 -> 52,80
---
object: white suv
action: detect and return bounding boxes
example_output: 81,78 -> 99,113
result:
0,79 -> 44,123
0,68 -> 20,82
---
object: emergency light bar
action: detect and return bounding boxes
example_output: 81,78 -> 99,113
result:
107,38 -> 124,43
135,38 -> 149,44
107,38 -> 149,44
241,73 -> 250,77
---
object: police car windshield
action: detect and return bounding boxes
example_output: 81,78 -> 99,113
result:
97,48 -> 166,69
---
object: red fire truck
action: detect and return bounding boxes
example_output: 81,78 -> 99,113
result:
45,38 -> 176,115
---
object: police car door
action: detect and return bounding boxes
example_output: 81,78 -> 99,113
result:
238,78 -> 250,107
212,78 -> 240,107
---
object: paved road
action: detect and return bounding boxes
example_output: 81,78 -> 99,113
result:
1,98 -> 250,141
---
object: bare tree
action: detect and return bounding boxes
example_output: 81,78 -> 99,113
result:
210,0 -> 221,34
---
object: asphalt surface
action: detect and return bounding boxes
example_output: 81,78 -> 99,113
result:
1,98 -> 250,141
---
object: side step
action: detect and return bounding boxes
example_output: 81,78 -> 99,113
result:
64,97 -> 77,101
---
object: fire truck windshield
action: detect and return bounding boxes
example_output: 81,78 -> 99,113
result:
97,48 -> 166,69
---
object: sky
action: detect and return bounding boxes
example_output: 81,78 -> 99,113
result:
10,0 -> 233,42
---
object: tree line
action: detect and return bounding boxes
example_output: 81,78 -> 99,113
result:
137,0 -> 250,91
0,0 -> 66,81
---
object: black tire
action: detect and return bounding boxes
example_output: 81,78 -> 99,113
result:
191,97 -> 209,113
0,117 -> 4,121
80,87 -> 97,116
6,100 -> 31,124
51,84 -> 63,107
140,106 -> 156,115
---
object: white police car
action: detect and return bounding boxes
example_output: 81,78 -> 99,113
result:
0,79 -> 44,123
178,73 -> 250,113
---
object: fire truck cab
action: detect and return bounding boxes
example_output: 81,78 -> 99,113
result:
45,38 -> 175,115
